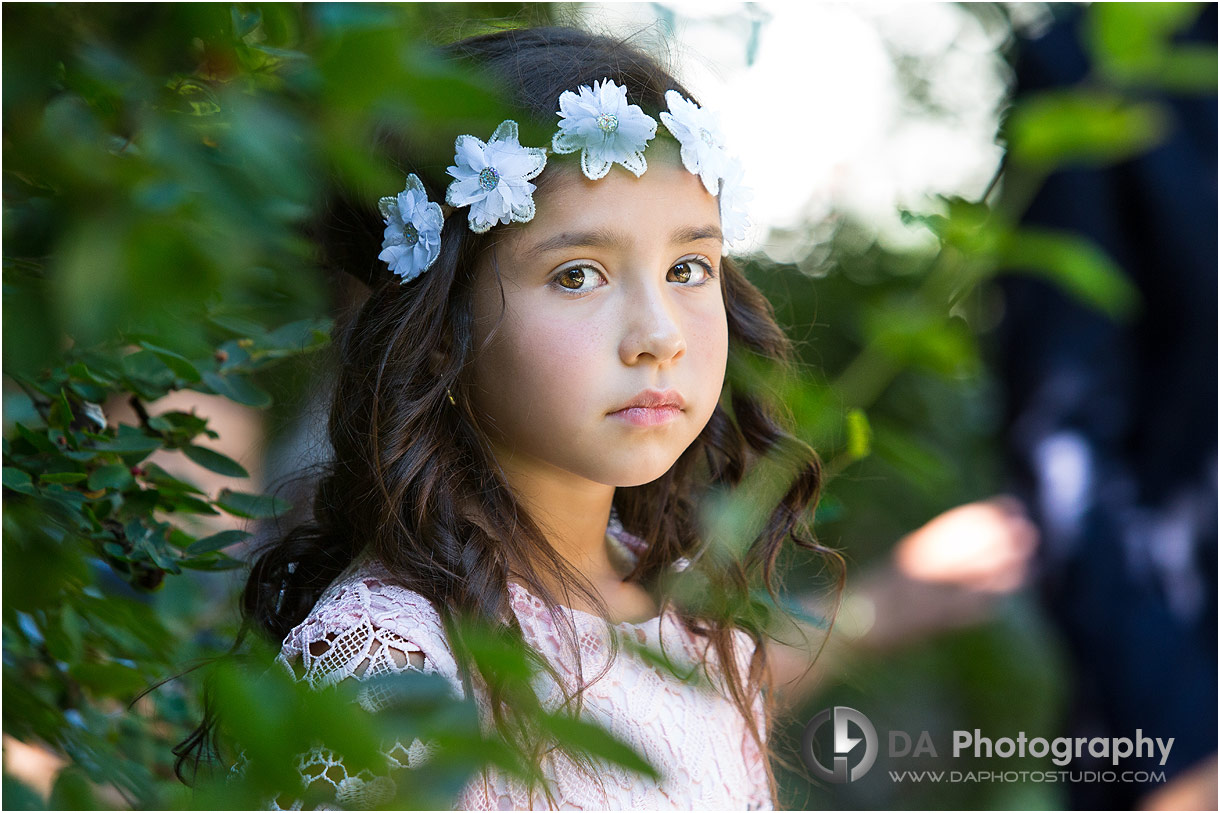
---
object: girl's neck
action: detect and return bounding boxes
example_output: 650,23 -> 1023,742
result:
496,456 -> 661,625
495,449 -> 620,587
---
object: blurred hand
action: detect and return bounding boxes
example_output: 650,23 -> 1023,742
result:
768,497 -> 1041,705
852,496 -> 1040,652
1138,753 -> 1218,811
893,496 -> 1039,593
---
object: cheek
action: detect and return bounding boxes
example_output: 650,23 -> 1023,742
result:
511,317 -> 602,398
472,297 -> 608,422
689,298 -> 729,398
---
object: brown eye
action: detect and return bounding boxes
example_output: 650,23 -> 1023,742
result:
670,259 -> 714,284
557,268 -> 586,290
669,263 -> 693,283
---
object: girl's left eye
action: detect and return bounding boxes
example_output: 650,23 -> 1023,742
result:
552,265 -> 605,293
668,258 -> 715,285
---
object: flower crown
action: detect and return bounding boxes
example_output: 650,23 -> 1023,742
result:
378,80 -> 752,283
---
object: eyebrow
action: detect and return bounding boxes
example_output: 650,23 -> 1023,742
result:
524,224 -> 724,256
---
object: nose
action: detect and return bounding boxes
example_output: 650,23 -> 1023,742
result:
618,282 -> 686,366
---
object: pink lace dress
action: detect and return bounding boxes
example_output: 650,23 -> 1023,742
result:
275,550 -> 773,810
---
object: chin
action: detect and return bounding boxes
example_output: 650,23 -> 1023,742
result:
596,455 -> 682,488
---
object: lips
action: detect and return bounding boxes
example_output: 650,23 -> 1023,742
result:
608,389 -> 686,427
609,388 -> 686,413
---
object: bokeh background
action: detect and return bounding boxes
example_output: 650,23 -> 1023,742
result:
3,3 -> 1215,810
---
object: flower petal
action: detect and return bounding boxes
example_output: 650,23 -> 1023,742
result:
552,78 -> 657,181
454,135 -> 487,171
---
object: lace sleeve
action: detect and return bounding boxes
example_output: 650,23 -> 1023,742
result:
267,571 -> 464,811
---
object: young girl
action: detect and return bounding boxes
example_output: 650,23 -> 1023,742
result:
223,25 -> 837,810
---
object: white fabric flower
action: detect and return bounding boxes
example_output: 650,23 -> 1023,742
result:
445,120 -> 547,234
659,90 -> 731,196
718,156 -> 753,251
551,78 -> 658,180
378,174 -> 443,282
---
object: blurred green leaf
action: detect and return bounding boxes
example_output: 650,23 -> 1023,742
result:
137,341 -> 202,383
2,772 -> 46,810
1006,90 -> 1170,168
181,444 -> 249,478
200,371 -> 273,408
38,472 -> 87,485
3,467 -> 38,495
68,661 -> 147,697
87,464 -> 134,492
187,529 -> 251,554
138,462 -> 205,494
537,712 -> 660,781
215,488 -> 289,519
1001,227 -> 1141,318
1087,2 -> 1217,92
845,408 -> 872,461
48,767 -> 98,811
91,428 -> 161,454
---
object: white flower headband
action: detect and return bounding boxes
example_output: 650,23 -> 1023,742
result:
378,79 -> 752,283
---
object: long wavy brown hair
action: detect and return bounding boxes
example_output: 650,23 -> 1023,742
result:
181,25 -> 844,807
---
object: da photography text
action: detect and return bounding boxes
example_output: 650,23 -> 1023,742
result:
802,705 -> 1175,784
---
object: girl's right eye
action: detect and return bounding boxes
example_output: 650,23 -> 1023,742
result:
551,265 -> 605,294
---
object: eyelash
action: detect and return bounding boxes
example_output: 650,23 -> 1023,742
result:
549,257 -> 718,296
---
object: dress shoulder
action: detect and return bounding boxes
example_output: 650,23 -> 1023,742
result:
277,560 -> 463,701
267,562 -> 466,810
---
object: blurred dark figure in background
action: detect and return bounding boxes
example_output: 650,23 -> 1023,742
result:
1000,6 -> 1217,810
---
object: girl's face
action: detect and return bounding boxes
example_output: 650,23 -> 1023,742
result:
468,155 -> 729,489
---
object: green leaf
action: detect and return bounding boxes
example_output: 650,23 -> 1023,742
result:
124,518 -> 180,573
207,313 -> 268,338
147,410 -> 212,441
537,712 -> 660,779
49,767 -> 99,810
103,541 -> 132,561
2,467 -> 37,495
187,529 -> 252,554
263,318 -> 331,352
120,349 -> 177,395
38,471 -> 87,484
138,462 -> 205,495
1086,3 -> 1216,92
88,464 -> 134,491
215,488 -> 289,519
3,774 -> 45,811
45,606 -> 83,662
68,661 -> 146,697
15,423 -> 58,453
49,388 -> 74,428
1006,90 -> 1169,169
138,341 -> 202,382
200,371 -> 273,408
182,445 -> 249,478
1001,227 -> 1141,319
66,361 -> 115,388
159,492 -> 220,515
92,427 -> 161,454
845,408 -> 872,461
